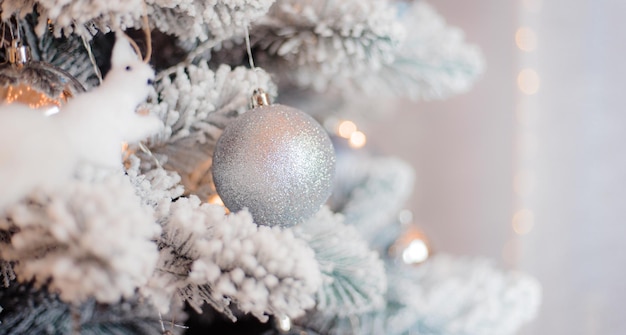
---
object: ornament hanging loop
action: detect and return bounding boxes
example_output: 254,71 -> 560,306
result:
251,88 -> 270,108
3,16 -> 31,68
7,40 -> 30,67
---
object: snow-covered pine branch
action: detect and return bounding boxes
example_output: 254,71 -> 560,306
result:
0,281 -> 185,335
329,152 -> 415,244
0,166 -> 160,304
1,0 -> 144,37
358,1 -> 485,100
294,207 -> 386,317
142,63 -> 275,199
148,0 -> 276,42
304,255 -> 541,335
143,195 -> 322,321
251,0 -> 404,91
2,0 -> 275,42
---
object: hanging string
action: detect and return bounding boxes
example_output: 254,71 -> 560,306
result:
243,23 -> 255,70
242,21 -> 268,108
141,0 -> 152,63
81,36 -> 103,84
1,22 -> 6,49
138,141 -> 163,169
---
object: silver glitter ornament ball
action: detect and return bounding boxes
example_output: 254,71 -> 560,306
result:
212,104 -> 335,228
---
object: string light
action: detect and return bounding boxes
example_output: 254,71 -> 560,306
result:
512,209 -> 534,235
348,130 -> 367,149
331,118 -> 368,149
517,68 -> 540,95
337,120 -> 357,138
515,27 -> 537,52
208,194 -> 229,213
507,0 -> 541,263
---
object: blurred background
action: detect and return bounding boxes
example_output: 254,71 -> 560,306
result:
370,0 -> 626,334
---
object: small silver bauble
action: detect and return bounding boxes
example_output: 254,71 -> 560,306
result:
212,91 -> 335,228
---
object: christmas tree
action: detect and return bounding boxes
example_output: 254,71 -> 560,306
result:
0,1 -> 541,334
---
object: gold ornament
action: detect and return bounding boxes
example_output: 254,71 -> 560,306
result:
0,40 -> 85,115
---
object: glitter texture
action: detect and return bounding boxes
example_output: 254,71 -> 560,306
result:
212,104 -> 335,228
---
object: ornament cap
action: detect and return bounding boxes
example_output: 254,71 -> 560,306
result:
6,41 -> 31,68
251,88 -> 271,108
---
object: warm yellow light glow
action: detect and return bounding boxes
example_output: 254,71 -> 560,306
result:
348,131 -> 367,148
402,240 -> 430,264
515,27 -> 537,52
337,120 -> 357,138
208,194 -> 230,213
389,226 -> 431,265
512,209 -> 535,235
518,69 -> 540,95
0,83 -> 71,115
208,194 -> 225,206
513,170 -> 535,196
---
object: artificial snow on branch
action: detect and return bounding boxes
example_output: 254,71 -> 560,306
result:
1,0 -> 144,37
251,0 -> 404,91
0,166 -> 160,304
360,1 -> 485,100
143,63 -> 275,199
305,255 -> 541,335
294,207 -> 386,317
144,195 -> 322,322
0,281 -> 185,335
148,0 -> 276,42
329,153 -> 415,244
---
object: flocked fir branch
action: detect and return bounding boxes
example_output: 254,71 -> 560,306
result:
2,0 -> 276,42
250,0 -> 404,91
294,207 -> 386,317
329,151 -> 415,244
147,0 -> 276,43
0,281 -> 185,335
1,0 -> 144,37
303,255 -> 541,335
362,1 -> 485,100
145,196 -> 322,322
0,165 -> 160,304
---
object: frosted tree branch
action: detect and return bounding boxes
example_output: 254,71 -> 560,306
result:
0,281 -> 185,335
2,0 -> 275,42
357,2 -> 485,100
294,207 -> 386,316
0,166 -> 160,304
251,0 -> 404,91
1,0 -> 144,37
329,151 -> 415,243
147,0 -> 276,42
304,255 -> 541,335
143,196 -> 322,321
